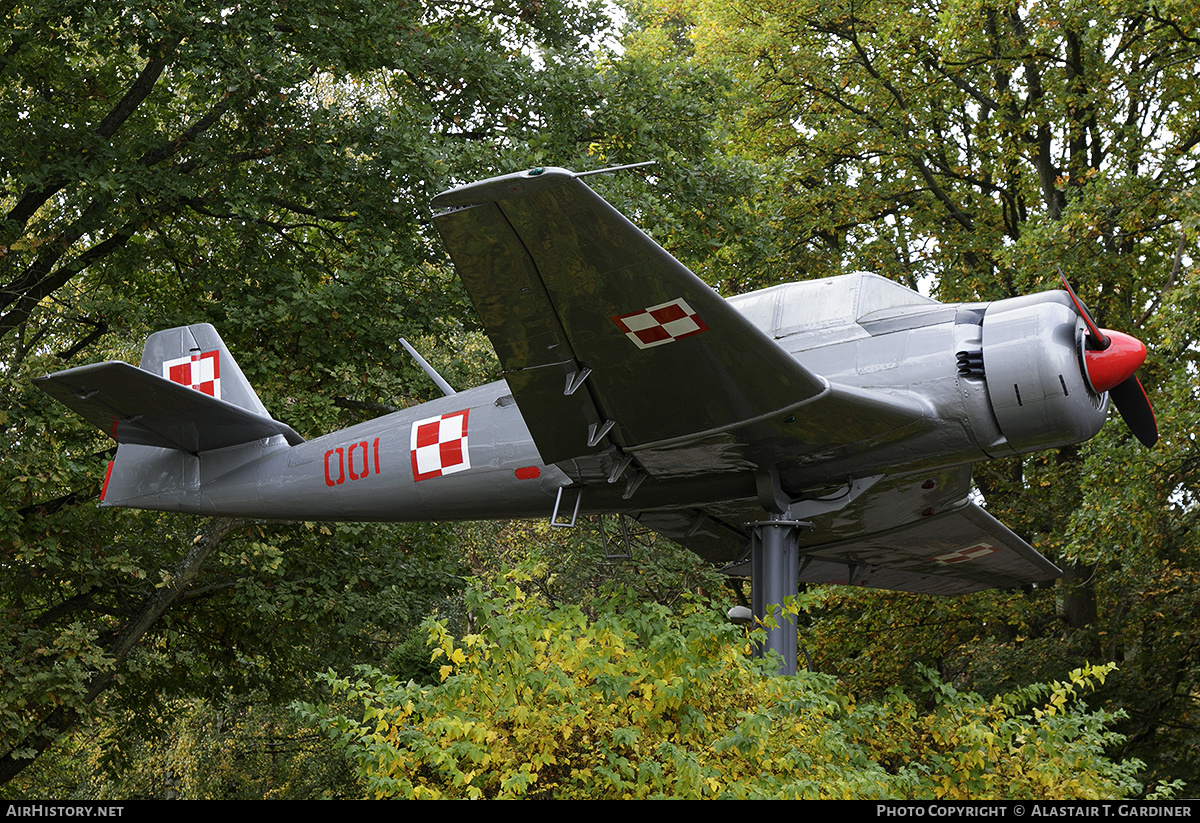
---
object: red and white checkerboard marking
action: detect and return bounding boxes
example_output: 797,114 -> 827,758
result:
410,409 -> 471,481
611,298 -> 709,349
930,543 -> 999,565
162,350 -> 221,399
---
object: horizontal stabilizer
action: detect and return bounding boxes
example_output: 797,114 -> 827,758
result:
35,361 -> 304,453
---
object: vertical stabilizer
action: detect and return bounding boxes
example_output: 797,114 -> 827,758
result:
139,324 -> 270,416
35,323 -> 302,513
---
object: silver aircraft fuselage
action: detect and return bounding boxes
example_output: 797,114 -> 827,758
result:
37,166 -> 1154,606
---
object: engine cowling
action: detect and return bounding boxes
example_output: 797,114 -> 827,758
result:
979,293 -> 1109,454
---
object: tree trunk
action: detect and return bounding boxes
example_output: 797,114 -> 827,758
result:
1060,561 -> 1098,629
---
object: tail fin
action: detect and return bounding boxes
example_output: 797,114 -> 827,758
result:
138,324 -> 270,417
34,324 -> 302,512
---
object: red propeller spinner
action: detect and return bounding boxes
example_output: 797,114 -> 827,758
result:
1058,272 -> 1158,447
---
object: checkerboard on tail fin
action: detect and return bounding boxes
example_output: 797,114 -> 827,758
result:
139,324 -> 272,416
34,324 -> 304,511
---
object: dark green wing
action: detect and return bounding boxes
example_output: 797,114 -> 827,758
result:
433,168 -> 924,471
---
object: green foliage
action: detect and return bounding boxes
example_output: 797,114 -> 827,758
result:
456,516 -> 729,613
687,0 -> 1200,298
302,577 -> 1144,799
0,0 -> 622,788
384,633 -> 446,688
586,3 -> 782,294
9,694 -> 364,800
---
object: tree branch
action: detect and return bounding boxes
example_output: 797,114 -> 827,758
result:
0,517 -> 246,785
3,33 -> 184,232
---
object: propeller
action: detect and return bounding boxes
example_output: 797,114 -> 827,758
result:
1058,271 -> 1158,447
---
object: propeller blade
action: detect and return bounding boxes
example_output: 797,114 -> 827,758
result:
1109,375 -> 1159,448
1058,270 -> 1110,349
1056,270 -> 1157,448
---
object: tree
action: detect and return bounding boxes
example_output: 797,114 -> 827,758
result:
10,692 -> 365,799
676,0 -> 1200,791
1,0 -> 622,788
687,0 -> 1200,298
301,574 -> 1149,799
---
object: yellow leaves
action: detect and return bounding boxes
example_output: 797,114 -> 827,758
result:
1041,689 -> 1070,718
1031,663 -> 1117,718
318,585 -> 1142,800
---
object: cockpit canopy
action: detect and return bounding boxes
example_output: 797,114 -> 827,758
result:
728,273 -> 937,340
